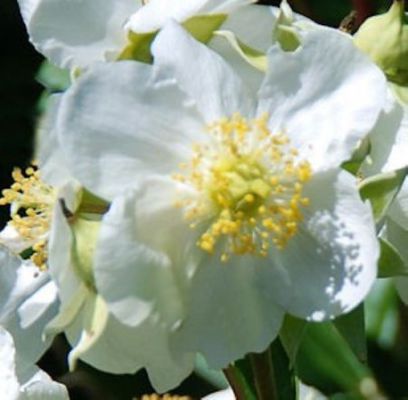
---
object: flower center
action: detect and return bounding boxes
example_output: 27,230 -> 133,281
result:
0,165 -> 56,269
173,113 -> 312,262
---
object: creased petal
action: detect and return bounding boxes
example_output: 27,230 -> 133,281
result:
58,61 -> 204,200
152,21 -> 255,121
94,176 -> 195,328
259,29 -> 387,172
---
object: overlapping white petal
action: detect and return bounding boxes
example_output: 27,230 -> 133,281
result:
0,246 -> 59,365
46,181 -> 195,392
17,0 -> 140,69
126,0 -> 252,34
0,326 -> 69,400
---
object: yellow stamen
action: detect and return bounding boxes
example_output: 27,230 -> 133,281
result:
173,113 -> 312,262
0,165 -> 56,269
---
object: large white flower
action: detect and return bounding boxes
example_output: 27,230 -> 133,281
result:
0,326 -> 69,400
17,0 -> 253,69
56,22 -> 385,371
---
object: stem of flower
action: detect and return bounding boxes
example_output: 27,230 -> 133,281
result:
249,348 -> 278,400
223,365 -> 252,400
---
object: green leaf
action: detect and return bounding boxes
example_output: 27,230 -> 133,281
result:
279,315 -> 308,367
183,14 -> 227,44
334,305 -> 367,363
378,237 -> 408,277
269,339 -> 296,400
359,167 -> 408,224
213,30 -> 267,71
365,279 -> 399,348
295,320 -> 373,396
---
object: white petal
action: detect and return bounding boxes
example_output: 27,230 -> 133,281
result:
152,21 -> 255,122
0,327 -> 19,400
126,0 -> 251,33
209,5 -> 275,94
65,294 -> 194,392
18,0 -> 140,69
381,107 -> 408,172
0,247 -> 59,364
58,61 -> 204,200
360,92 -> 404,176
94,176 -> 194,328
36,95 -> 74,187
203,388 -> 234,400
0,224 -> 33,255
279,169 -> 378,320
259,29 -> 387,172
172,252 -> 286,368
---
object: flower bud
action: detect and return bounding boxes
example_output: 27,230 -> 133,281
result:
354,0 -> 408,85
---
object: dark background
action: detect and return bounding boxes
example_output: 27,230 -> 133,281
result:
0,1 -> 403,399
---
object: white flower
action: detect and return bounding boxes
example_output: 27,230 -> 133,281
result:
17,0 -> 253,70
56,22 -> 384,373
0,325 -> 69,400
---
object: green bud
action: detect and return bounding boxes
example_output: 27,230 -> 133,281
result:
354,0 -> 408,85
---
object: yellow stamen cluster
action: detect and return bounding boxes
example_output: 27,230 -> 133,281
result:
173,113 -> 312,262
0,165 -> 55,269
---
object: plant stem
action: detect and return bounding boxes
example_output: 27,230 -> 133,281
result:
249,348 -> 278,400
223,366 -> 250,400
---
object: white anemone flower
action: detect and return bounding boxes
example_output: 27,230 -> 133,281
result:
57,22 -> 385,371
17,0 -> 253,70
0,326 -> 69,400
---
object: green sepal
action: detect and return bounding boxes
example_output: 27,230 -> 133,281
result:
36,60 -> 71,92
117,31 -> 155,63
214,30 -> 267,71
77,188 -> 110,217
119,14 -> 227,64
341,137 -> 371,176
183,14 -> 227,44
378,237 -> 408,277
359,167 -> 408,224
